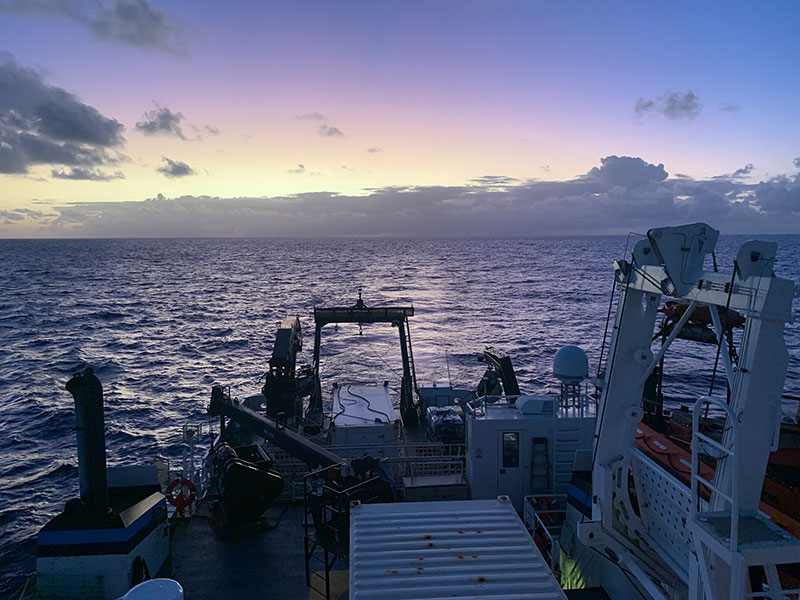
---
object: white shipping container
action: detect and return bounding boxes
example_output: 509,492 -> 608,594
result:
349,497 -> 567,599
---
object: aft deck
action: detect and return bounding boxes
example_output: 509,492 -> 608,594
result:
170,500 -> 338,600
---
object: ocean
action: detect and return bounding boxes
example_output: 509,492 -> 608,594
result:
1,235 -> 799,595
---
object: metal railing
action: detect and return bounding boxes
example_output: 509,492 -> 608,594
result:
523,494 -> 567,577
270,442 -> 465,500
465,392 -> 597,418
691,395 -> 740,550
303,463 -> 384,600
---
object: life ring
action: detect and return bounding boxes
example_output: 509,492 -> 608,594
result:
165,477 -> 197,513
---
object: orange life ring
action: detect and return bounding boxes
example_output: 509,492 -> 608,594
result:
165,477 -> 197,513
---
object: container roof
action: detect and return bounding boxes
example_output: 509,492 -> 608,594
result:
349,498 -> 567,599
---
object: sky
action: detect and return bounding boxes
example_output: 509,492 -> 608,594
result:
0,0 -> 798,237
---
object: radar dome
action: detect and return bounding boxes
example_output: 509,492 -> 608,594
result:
553,346 -> 589,385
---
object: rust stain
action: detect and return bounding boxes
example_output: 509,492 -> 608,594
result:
416,567 -> 424,574
386,569 -> 398,575
422,534 -> 433,540
470,576 -> 489,584
456,555 -> 465,560
475,529 -> 483,533
426,542 -> 435,548
457,530 -> 464,534
472,554 -> 478,558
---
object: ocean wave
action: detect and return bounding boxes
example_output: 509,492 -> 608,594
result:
0,235 -> 798,597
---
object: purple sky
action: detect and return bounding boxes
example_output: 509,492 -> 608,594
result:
0,1 -> 798,236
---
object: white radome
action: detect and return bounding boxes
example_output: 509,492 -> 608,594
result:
553,345 -> 589,384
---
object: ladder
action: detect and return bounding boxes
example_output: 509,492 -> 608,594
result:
530,437 -> 551,494
689,396 -> 800,599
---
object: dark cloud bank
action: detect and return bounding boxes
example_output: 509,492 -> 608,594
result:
5,155 -> 800,237
0,53 -> 125,178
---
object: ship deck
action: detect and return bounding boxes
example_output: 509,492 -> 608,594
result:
170,499 -> 342,600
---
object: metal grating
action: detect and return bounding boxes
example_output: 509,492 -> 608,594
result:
349,498 -> 567,599
630,449 -> 695,577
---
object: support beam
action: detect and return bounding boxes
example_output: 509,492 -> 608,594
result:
208,386 -> 342,468
638,300 -> 698,387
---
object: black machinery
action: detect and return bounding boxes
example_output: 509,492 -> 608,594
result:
477,347 -> 521,399
211,442 -> 285,524
261,316 -> 314,423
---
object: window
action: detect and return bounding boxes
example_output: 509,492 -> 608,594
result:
502,432 -> 519,468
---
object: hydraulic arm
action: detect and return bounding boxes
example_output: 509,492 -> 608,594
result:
208,385 -> 342,468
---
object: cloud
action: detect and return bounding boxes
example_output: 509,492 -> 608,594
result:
285,163 -> 321,176
0,53 -> 125,175
295,112 -> 326,121
135,104 -> 185,138
294,113 -> 343,137
470,175 -> 519,188
135,104 -> 218,140
794,157 -> 800,169
156,157 -> 194,178
6,155 -> 800,238
586,155 -> 668,188
713,163 -> 754,180
541,165 -> 551,173
754,173 -> 800,214
366,147 -> 383,154
318,124 -> 343,137
1,207 -> 54,225
635,90 -> 701,120
0,0 -> 186,54
14,207 -> 50,218
720,103 -> 740,112
634,98 -> 655,115
0,210 -> 24,221
51,167 -> 125,181
90,0 -> 183,53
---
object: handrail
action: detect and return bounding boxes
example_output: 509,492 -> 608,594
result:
691,395 -> 740,551
524,494 -> 567,576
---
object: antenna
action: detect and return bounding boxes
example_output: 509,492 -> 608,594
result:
445,349 -> 453,388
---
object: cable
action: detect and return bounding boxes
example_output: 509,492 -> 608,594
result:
333,390 -> 357,420
596,274 -> 618,379
334,385 -> 393,423
595,230 -> 647,381
707,261 -> 738,399
348,385 -> 393,422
